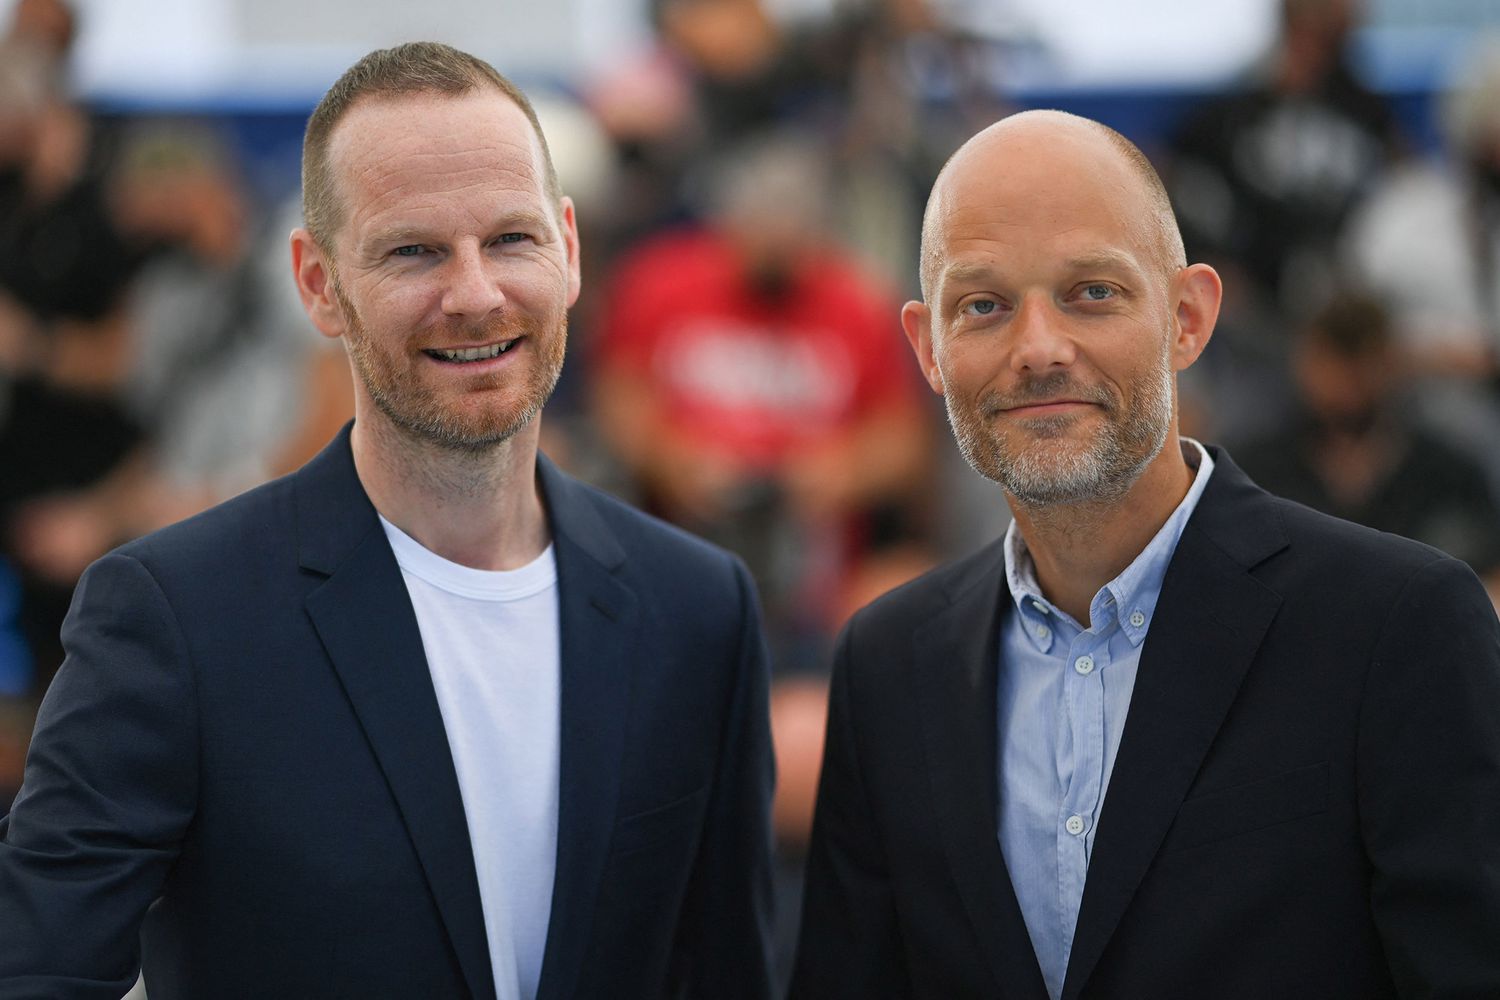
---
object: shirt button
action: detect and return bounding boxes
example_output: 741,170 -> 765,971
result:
1129,610 -> 1146,628
1065,814 -> 1086,836
1073,654 -> 1095,675
1031,600 -> 1048,614
1034,624 -> 1051,640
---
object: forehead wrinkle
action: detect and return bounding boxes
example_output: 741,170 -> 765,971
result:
325,92 -> 554,251
350,140 -> 539,193
346,159 -> 548,247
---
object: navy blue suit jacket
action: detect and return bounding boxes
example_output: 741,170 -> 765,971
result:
791,449 -> 1500,999
0,426 -> 775,999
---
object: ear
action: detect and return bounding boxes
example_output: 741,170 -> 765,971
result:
901,299 -> 944,395
558,196 -> 582,308
1169,263 -> 1221,373
290,228 -> 348,340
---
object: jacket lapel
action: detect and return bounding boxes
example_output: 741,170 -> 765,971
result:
915,542 -> 1051,1000
296,429 -> 496,1000
533,457 -> 637,1000
1062,451 -> 1288,1000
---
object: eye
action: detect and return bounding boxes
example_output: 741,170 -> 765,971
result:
1079,283 -> 1115,301
498,232 -> 529,244
392,245 -> 425,257
963,298 -> 999,317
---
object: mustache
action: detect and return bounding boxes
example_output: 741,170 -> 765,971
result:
415,314 -> 536,346
978,371 -> 1117,416
333,286 -> 538,346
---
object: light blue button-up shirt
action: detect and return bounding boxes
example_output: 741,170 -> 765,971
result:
996,440 -> 1214,1000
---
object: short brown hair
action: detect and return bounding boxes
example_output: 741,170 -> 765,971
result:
301,41 -> 560,250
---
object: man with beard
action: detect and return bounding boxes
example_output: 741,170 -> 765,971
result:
0,43 -> 774,1000
790,110 -> 1500,1000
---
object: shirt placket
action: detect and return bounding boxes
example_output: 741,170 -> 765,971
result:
1056,618 -> 1112,962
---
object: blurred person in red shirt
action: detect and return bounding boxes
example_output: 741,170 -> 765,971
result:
594,131 -> 930,638
592,131 -> 934,861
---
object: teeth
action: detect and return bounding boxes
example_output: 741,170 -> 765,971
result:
431,340 -> 517,362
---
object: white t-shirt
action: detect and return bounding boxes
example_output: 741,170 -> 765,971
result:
380,517 -> 560,1000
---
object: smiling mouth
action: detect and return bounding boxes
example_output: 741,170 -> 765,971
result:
422,339 -> 519,363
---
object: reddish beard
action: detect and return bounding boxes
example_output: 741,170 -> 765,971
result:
333,280 -> 567,452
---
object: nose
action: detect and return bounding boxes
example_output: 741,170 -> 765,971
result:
440,246 -> 506,319
1008,293 -> 1076,374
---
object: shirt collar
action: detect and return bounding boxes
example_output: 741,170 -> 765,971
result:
1003,439 -> 1216,650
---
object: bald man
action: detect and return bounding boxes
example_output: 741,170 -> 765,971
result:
790,111 -> 1500,1000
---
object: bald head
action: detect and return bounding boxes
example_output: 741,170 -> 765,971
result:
918,110 -> 1185,303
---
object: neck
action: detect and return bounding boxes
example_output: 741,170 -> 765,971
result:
1008,435 -> 1195,626
351,409 -> 550,571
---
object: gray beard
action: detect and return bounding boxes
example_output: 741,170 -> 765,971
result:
945,351 -> 1174,508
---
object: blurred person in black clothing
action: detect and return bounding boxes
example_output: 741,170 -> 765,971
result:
0,0 -> 159,694
0,361 -> 146,692
1236,294 -> 1500,597
0,0 -> 147,330
105,126 -> 353,498
1168,0 -> 1401,321
2,126 -> 363,692
825,0 -> 1016,290
1339,41 -> 1500,486
582,0 -> 810,252
584,0 -> 1011,295
0,0 -> 147,688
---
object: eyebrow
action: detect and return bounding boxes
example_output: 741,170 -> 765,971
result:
360,226 -> 427,253
937,261 -> 998,290
1062,250 -> 1142,275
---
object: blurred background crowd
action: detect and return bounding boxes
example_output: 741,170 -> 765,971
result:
4,0 -> 1500,990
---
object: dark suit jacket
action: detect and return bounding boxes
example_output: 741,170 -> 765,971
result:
0,427 -> 775,1000
791,449 -> 1500,999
